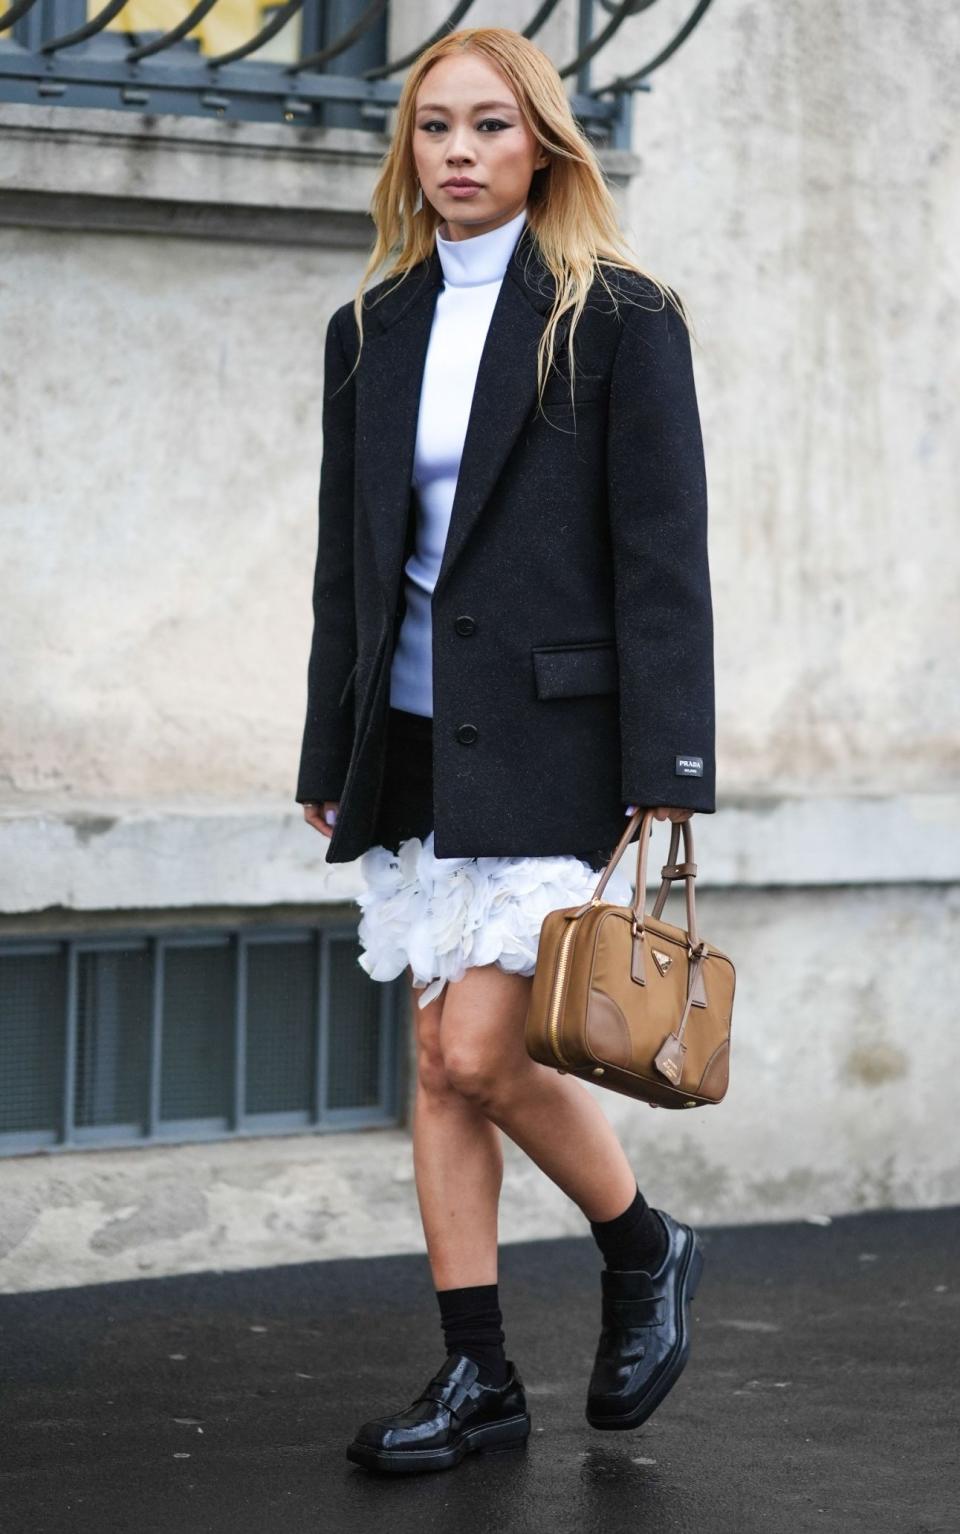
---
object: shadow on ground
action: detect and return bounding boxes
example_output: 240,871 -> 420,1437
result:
1,1206 -> 957,1533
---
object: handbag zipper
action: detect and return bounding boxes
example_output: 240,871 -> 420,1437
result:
547,899 -> 601,1070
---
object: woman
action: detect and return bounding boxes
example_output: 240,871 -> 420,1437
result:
297,27 -> 715,1476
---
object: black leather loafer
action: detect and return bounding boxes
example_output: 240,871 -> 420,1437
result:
586,1208 -> 705,1431
345,1352 -> 531,1475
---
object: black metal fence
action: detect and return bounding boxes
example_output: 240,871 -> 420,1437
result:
0,0 -> 715,142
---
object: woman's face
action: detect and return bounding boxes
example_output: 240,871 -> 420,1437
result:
412,53 -> 549,240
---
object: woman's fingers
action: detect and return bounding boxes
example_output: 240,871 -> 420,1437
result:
302,801 -> 339,838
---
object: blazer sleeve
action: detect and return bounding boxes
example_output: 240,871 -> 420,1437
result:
606,286 -> 716,813
295,305 -> 358,804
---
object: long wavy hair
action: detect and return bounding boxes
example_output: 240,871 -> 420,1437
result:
345,26 -> 694,407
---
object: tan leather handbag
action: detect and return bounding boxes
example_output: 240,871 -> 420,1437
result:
524,807 -> 735,1108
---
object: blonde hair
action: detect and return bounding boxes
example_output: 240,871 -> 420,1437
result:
346,26 -> 694,406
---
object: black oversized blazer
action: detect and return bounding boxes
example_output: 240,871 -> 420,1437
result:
295,221 -> 715,865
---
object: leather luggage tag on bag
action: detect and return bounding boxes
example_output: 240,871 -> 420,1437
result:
654,1032 -> 687,1084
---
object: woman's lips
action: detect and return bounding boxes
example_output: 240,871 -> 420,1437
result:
441,183 -> 483,198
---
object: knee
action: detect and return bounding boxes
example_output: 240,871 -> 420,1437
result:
415,1028 -> 457,1101
441,1042 -> 506,1110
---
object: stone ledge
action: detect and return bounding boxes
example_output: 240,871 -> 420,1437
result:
1,792 -> 957,917
0,102 -> 642,240
0,102 -> 387,242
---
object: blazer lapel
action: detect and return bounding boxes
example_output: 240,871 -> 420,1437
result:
354,222 -> 556,618
354,262 -> 440,614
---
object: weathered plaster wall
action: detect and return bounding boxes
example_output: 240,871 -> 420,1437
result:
0,0 -> 958,1293
624,0 -> 960,796
1,4 -> 957,803
3,882 -> 957,1295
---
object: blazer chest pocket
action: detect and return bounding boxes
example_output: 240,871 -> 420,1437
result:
537,379 -> 606,412
531,640 -> 619,700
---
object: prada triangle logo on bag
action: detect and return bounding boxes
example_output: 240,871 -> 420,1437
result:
651,948 -> 673,975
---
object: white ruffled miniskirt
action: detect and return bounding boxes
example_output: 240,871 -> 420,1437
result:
356,831 -> 635,1009
354,706 -> 635,1010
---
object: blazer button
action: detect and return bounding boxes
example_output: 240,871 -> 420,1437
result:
456,723 -> 479,745
454,615 -> 476,636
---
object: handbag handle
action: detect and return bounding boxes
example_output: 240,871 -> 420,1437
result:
590,808 -> 702,951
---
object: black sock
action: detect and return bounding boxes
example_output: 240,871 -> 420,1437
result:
589,1183 -> 669,1274
435,1282 -> 509,1387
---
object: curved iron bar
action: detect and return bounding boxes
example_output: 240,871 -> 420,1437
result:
595,0 -> 716,92
518,0 -> 566,42
295,0 -> 388,76
39,0 -> 132,54
0,0 -> 42,37
556,0 -> 656,81
204,0 -> 305,68
298,0 -> 705,96
357,0 -> 478,81
126,0 -> 221,63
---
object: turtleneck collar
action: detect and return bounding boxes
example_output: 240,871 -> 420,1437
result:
435,206 -> 529,287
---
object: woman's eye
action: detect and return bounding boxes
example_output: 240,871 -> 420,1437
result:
418,119 -> 511,133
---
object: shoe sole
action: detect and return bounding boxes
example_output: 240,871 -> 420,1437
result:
585,1229 -> 705,1432
345,1411 -> 532,1475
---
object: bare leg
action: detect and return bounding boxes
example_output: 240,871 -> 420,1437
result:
439,962 -> 638,1223
408,968 -> 504,1290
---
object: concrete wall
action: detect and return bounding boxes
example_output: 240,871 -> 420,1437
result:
1,0 -> 958,1293
2,4 -> 957,807
630,0 -> 960,797
2,880 -> 958,1294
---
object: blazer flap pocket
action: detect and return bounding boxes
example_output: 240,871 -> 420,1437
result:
532,640 -> 619,699
337,658 -> 358,709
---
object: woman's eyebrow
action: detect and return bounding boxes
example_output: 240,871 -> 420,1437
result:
415,100 -> 518,113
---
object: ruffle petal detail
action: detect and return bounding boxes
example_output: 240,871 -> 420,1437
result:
355,830 -> 636,1009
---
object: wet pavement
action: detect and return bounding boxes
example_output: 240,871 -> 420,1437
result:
1,1204 -> 957,1533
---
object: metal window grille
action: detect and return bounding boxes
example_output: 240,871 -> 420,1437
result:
0,0 -> 716,141
0,919 -> 406,1155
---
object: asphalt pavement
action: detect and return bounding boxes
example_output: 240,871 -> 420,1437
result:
1,1204 -> 957,1534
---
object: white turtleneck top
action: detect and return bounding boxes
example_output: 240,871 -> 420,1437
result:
388,204 -> 529,718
